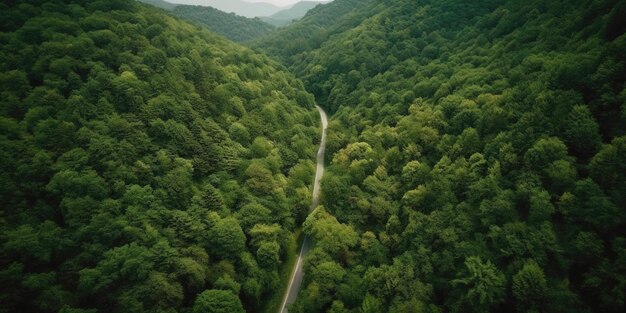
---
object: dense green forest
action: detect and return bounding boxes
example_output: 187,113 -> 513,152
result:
171,5 -> 276,43
0,0 -> 321,312
255,0 -> 626,312
2,0 -> 626,312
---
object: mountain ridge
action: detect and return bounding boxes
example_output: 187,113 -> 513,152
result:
171,4 -> 276,42
261,1 -> 330,26
163,0 -> 283,17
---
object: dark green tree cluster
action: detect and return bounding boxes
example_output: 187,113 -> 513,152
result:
171,5 -> 276,43
255,0 -> 626,312
0,0 -> 320,312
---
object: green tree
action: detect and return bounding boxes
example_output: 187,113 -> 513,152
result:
215,274 -> 241,294
589,136 -> 626,192
192,289 -> 244,313
236,202 -> 273,233
256,241 -> 280,268
211,218 -> 246,260
512,260 -> 548,312
245,160 -> 275,195
563,105 -> 602,158
528,190 -> 555,226
303,206 -> 358,257
452,256 -> 505,312
158,158 -> 194,210
524,137 -> 569,171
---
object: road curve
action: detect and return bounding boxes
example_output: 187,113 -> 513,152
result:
279,105 -> 328,313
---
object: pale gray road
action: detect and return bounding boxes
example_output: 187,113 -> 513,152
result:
279,105 -> 328,313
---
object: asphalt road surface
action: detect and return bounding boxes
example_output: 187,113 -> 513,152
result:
279,105 -> 328,313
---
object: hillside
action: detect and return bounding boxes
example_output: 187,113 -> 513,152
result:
261,1 -> 330,27
0,1 -> 320,312
2,0 -> 626,312
137,0 -> 178,10
255,0 -> 626,312
172,5 -> 276,42
166,0 -> 282,18
251,0 -> 379,62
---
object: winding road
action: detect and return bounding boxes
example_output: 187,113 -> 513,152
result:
279,105 -> 328,313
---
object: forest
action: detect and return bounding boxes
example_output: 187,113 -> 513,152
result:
1,0 -> 626,313
170,5 -> 276,43
253,0 -> 626,312
0,0 -> 320,312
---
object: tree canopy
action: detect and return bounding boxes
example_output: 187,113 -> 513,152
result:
254,0 -> 626,312
0,0 -> 319,312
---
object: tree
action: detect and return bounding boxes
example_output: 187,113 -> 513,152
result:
192,289 -> 244,313
361,293 -> 383,313
569,178 -> 622,230
211,218 -> 246,260
563,105 -> 602,158
58,306 -> 97,313
452,256 -> 505,312
303,206 -> 358,257
512,260 -> 548,312
236,202 -> 273,233
589,136 -> 626,191
544,159 -> 576,193
245,160 -> 275,195
478,190 -> 517,227
256,241 -> 280,268
128,271 -> 184,310
306,261 -> 346,308
528,190 -> 555,226
195,183 -> 225,212
158,158 -> 194,210
34,119 -> 76,151
524,137 -> 569,171
215,274 -> 241,294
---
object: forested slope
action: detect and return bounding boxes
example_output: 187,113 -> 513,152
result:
171,5 -> 276,42
261,1 -> 330,27
138,0 -> 178,11
255,0 -> 626,312
0,1 -> 319,312
250,0 -> 379,64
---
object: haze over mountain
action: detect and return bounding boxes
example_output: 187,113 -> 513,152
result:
261,1 -> 330,26
245,0 -> 328,6
165,0 -> 332,17
165,0 -> 282,17
251,0 -> 379,61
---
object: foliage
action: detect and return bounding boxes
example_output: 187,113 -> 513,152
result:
171,5 -> 275,43
254,0 -> 626,312
0,0 -> 319,312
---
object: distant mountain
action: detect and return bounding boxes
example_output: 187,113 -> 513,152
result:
172,5 -> 275,42
261,1 -> 330,26
166,0 -> 282,17
251,0 -> 379,63
137,0 -> 178,10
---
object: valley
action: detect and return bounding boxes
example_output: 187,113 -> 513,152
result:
1,0 -> 625,313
